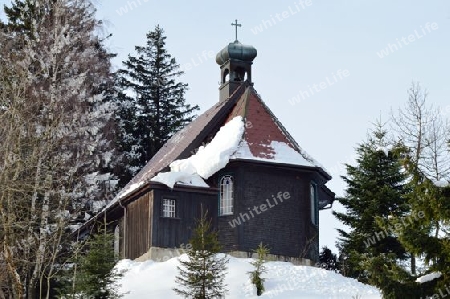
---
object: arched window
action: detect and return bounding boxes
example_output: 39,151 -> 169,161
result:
234,66 -> 246,82
220,175 -> 234,215
223,69 -> 230,84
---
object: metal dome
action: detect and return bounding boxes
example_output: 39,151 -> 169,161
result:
216,41 -> 257,65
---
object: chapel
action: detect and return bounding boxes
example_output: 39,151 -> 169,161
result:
85,33 -> 335,265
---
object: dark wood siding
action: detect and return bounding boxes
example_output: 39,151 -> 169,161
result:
119,161 -> 329,262
149,191 -> 153,251
119,218 -> 125,259
215,161 -> 321,262
125,192 -> 152,260
151,189 -> 217,249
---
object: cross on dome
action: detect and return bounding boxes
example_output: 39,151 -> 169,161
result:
231,19 -> 241,41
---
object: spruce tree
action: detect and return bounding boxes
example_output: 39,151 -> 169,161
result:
56,221 -> 122,299
174,210 -> 228,299
318,246 -> 340,273
3,0 -> 38,35
389,161 -> 450,297
75,223 -> 122,299
248,243 -> 269,296
116,25 -> 199,187
389,82 -> 450,296
333,123 -> 410,294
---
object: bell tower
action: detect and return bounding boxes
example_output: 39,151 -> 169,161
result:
216,20 -> 257,101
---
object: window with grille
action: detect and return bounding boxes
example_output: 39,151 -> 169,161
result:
162,198 -> 176,218
219,175 -> 234,215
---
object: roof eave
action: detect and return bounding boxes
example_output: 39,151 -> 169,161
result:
230,158 -> 331,180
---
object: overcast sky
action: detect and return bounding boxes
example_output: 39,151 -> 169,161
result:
2,0 -> 449,253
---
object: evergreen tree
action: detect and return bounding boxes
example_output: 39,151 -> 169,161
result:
116,25 -> 199,187
54,240 -> 83,298
174,210 -> 228,299
388,156 -> 450,297
248,243 -> 269,296
333,123 -> 411,295
56,221 -> 122,299
3,0 -> 36,35
76,223 -> 122,298
389,82 -> 450,297
318,246 -> 340,273
3,0 -> 57,38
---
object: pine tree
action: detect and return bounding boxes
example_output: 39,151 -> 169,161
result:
74,222 -> 122,299
174,210 -> 228,299
389,82 -> 450,297
248,243 -> 269,296
56,221 -> 122,299
333,123 -> 411,294
318,246 -> 340,273
388,149 -> 450,297
3,0 -> 38,35
115,25 -> 199,187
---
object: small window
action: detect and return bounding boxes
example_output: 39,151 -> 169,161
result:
220,175 -> 233,215
162,198 -> 176,218
310,183 -> 319,226
223,69 -> 230,83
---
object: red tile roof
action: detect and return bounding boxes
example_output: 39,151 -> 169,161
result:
235,89 -> 295,159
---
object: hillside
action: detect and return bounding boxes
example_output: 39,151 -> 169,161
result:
115,254 -> 382,299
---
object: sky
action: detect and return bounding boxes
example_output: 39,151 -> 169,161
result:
1,0 -> 449,253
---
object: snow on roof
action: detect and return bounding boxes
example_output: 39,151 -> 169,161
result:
104,85 -> 330,210
415,272 -> 442,283
151,172 -> 209,189
107,181 -> 145,209
232,139 -> 327,171
150,116 -> 245,188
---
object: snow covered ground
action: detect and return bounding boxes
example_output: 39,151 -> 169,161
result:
115,254 -> 382,299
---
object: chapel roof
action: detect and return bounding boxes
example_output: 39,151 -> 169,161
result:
112,82 -> 330,204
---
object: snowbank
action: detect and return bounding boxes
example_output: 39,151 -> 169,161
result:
115,254 -> 382,299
